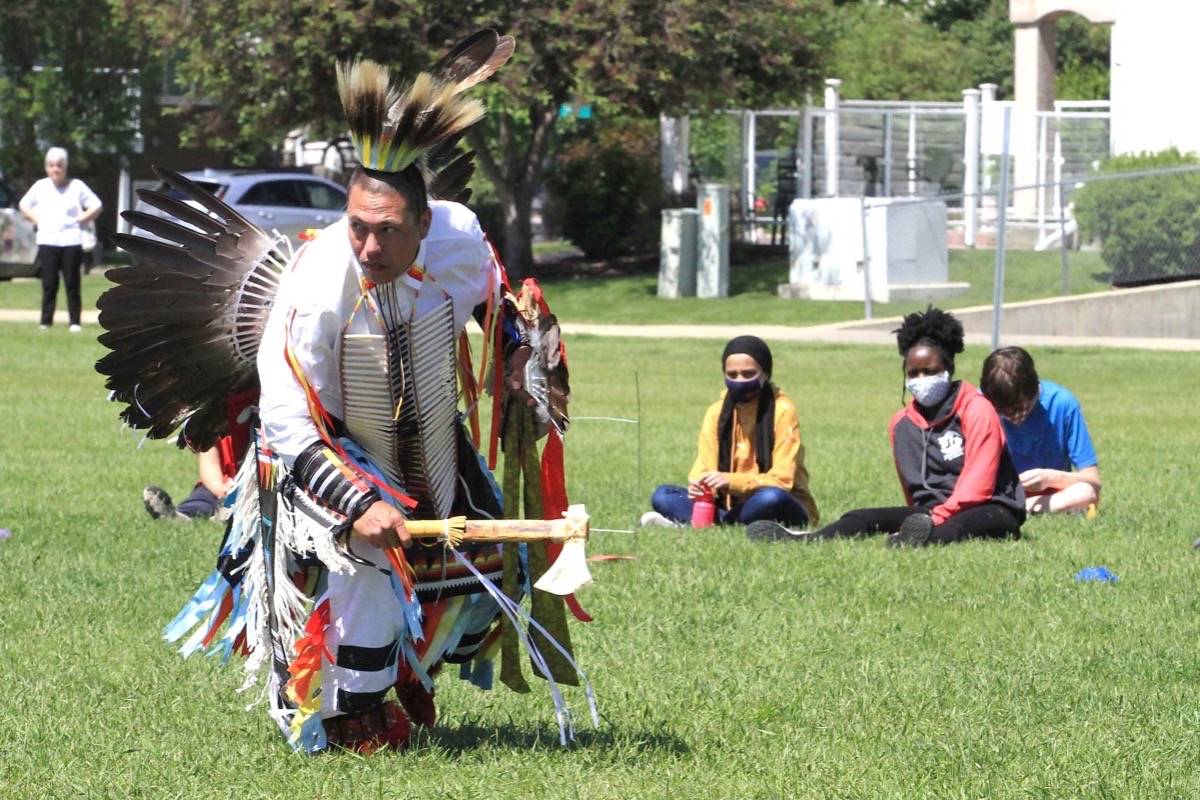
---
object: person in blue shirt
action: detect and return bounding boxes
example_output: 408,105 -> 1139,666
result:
980,347 -> 1102,515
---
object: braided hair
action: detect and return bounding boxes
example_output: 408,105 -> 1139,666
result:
893,306 -> 965,375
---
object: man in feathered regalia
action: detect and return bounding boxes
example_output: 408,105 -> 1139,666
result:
96,31 -> 593,754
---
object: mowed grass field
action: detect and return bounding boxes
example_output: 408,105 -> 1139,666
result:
2,321 -> 1200,798
541,248 -> 1111,326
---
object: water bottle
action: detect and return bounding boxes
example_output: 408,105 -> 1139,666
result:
691,488 -> 715,528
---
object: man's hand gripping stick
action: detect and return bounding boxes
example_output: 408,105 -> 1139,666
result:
400,503 -> 592,596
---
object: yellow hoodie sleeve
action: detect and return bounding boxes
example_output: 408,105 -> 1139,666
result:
687,400 -> 723,485
725,395 -> 802,496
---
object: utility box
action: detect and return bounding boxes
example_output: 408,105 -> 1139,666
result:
779,197 -> 967,304
658,208 -> 699,298
697,183 -> 730,298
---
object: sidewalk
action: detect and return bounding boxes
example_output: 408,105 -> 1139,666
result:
560,320 -> 1200,352
3,309 -> 1198,351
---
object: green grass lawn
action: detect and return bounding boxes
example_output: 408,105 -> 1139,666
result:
541,249 -> 1111,326
3,323 -> 1199,798
0,268 -> 111,315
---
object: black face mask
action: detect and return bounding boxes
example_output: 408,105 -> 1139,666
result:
725,376 -> 763,403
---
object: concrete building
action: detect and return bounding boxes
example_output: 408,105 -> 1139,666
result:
1012,0 -> 1200,210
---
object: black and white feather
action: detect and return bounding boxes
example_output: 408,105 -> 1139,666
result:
96,166 -> 288,449
430,29 -> 516,95
338,30 -> 514,175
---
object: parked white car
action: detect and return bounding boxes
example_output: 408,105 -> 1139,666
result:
135,169 -> 347,249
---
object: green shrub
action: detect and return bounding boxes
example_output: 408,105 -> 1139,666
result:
1073,148 -> 1200,286
544,121 -> 664,259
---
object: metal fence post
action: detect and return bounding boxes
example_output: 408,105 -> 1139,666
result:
1036,113 -> 1047,243
801,106 -> 814,199
907,105 -> 917,196
824,79 -> 841,197
991,106 -> 1012,351
1053,124 -> 1064,222
860,196 -> 874,320
883,110 -> 894,198
744,110 -> 756,241
962,89 -> 981,247
1059,190 -> 1071,295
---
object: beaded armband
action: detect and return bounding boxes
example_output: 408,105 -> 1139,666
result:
292,441 -> 380,521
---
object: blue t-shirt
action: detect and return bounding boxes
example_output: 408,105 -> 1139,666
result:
1001,379 -> 1098,473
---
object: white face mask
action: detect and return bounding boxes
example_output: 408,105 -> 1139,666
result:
906,371 -> 952,407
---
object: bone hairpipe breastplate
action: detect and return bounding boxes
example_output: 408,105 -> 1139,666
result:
340,290 -> 459,519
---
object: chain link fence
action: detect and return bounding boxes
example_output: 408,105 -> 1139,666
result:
678,99 -> 1200,342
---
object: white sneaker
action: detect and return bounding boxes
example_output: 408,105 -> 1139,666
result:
39,324 -> 49,331
639,511 -> 680,528
69,324 -> 82,333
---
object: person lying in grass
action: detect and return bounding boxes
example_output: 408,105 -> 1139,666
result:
641,335 -> 819,529
749,307 -> 1025,546
980,346 -> 1101,516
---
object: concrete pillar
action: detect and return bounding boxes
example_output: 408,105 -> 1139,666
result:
117,158 -> 133,235
660,114 -> 691,196
979,83 -> 999,196
1012,19 -> 1056,216
293,131 -> 306,168
697,184 -> 730,298
823,79 -> 841,197
962,89 -> 981,247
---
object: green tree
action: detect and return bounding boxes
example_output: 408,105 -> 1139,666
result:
1073,149 -> 1200,286
1055,13 -> 1110,100
827,4 -> 973,100
113,0 -> 432,160
123,0 -> 832,277
0,0 -> 149,185
829,0 -> 1109,101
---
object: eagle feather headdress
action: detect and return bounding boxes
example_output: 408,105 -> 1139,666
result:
338,29 -> 514,174
95,31 -> 515,448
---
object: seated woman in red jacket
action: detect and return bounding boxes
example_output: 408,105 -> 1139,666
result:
748,307 -> 1025,546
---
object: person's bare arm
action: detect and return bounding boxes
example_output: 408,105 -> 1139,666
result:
18,196 -> 37,226
78,203 -> 103,225
196,447 -> 232,499
1020,465 -> 1102,497
1022,465 -> 1102,514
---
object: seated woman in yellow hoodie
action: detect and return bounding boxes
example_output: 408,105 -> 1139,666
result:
641,336 -> 819,529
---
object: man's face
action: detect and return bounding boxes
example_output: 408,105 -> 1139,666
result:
45,159 -> 67,186
1000,396 -> 1038,426
346,183 -> 431,284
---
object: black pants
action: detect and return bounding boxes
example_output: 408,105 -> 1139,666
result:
37,244 -> 83,326
812,503 -> 1022,544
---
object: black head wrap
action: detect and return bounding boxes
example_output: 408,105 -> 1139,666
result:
717,336 -> 776,474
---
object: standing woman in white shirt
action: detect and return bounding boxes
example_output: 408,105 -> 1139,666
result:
18,147 -> 103,331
